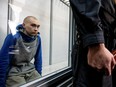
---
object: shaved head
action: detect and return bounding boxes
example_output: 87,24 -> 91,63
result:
23,16 -> 39,24
22,16 -> 40,36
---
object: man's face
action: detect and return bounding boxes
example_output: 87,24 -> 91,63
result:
23,18 -> 40,36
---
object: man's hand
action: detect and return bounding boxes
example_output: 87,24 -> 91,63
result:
112,50 -> 116,60
87,43 -> 116,76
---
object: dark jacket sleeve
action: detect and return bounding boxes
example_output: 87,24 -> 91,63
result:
0,34 -> 14,87
69,0 -> 105,47
34,35 -> 42,75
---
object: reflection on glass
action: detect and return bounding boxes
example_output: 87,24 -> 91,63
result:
9,3 -> 22,35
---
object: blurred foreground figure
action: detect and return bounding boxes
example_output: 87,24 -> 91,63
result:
69,0 -> 116,87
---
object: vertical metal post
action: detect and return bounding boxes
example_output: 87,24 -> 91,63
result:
68,7 -> 73,66
49,0 -> 53,65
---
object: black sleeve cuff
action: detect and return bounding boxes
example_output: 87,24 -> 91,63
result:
82,30 -> 105,48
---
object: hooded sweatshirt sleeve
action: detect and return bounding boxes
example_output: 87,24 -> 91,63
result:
69,0 -> 105,47
0,34 -> 14,87
34,35 -> 42,75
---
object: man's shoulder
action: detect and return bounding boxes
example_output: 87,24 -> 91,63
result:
37,34 -> 41,43
37,33 -> 41,39
6,33 -> 21,44
7,32 -> 20,38
7,33 -> 21,43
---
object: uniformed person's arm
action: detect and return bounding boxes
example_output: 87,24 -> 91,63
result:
69,0 -> 116,75
70,0 -> 104,47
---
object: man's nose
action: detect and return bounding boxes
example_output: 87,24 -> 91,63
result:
34,27 -> 38,31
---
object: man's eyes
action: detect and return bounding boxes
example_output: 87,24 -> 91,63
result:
31,24 -> 40,28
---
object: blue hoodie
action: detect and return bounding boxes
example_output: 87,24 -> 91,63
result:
0,24 -> 42,87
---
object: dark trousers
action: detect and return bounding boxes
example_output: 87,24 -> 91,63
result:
72,61 -> 103,87
71,44 -> 116,87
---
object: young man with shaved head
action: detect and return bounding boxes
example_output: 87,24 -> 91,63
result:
0,16 -> 42,87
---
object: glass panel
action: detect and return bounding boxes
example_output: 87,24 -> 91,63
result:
8,0 -> 70,77
52,0 -> 69,68
0,0 -> 8,48
1,0 -> 71,86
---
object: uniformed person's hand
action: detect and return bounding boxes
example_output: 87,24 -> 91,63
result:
87,43 -> 116,76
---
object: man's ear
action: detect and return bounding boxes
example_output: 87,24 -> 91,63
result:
22,23 -> 25,28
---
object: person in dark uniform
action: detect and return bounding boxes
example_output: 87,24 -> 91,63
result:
69,0 -> 116,87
